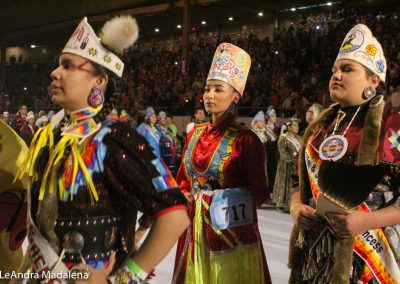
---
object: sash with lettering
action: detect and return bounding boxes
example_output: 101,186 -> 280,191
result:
26,186 -> 68,284
305,131 -> 400,284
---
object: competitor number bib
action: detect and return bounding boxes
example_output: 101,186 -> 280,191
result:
210,188 -> 253,230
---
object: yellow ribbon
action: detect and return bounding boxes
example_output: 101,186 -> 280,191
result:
16,106 -> 102,204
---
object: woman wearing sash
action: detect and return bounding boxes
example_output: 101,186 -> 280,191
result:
251,111 -> 268,143
265,106 -> 279,198
16,16 -> 189,284
273,117 -> 301,213
136,107 -> 162,157
173,43 -> 272,284
289,24 -> 400,283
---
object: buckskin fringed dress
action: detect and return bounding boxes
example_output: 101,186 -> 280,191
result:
289,99 -> 400,284
172,113 -> 271,284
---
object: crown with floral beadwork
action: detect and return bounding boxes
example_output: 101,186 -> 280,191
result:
336,24 -> 386,82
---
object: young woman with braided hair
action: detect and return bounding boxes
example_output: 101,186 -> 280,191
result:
15,16 -> 189,284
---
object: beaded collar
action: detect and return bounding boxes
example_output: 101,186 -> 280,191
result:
62,106 -> 102,143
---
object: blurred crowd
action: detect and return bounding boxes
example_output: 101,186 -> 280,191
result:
0,6 -> 399,119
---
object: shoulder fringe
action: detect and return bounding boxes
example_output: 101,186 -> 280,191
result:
288,100 -> 385,283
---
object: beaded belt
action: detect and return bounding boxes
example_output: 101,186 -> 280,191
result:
54,215 -> 120,263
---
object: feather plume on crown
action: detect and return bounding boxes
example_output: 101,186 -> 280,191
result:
99,15 -> 139,54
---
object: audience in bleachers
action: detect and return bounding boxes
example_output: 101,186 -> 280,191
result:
0,7 -> 399,127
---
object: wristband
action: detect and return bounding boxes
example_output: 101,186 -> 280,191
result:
290,202 -> 301,215
126,259 -> 148,281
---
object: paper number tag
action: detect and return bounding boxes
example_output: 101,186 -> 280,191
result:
210,188 -> 253,230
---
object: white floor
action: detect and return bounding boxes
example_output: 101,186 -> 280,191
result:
151,205 -> 293,284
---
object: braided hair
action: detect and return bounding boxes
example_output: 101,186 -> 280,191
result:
90,62 -> 118,123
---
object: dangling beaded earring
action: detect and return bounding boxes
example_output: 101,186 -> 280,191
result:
88,87 -> 105,107
362,86 -> 376,100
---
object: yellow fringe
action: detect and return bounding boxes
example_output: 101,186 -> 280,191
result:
208,245 -> 265,284
15,123 -> 53,181
185,196 -> 210,283
16,114 -> 100,204
184,195 -> 265,284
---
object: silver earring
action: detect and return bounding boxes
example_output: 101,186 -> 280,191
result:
363,86 -> 376,100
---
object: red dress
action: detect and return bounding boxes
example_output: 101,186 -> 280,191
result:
173,113 -> 271,284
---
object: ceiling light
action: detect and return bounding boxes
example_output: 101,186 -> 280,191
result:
30,45 -> 36,48
258,12 -> 264,17
228,17 -> 233,21
177,24 -> 182,29
155,28 -> 159,32
201,21 -> 206,25
291,7 -> 296,12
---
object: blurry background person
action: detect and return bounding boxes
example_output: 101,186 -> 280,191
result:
273,117 -> 301,212
186,106 -> 206,133
1,111 -> 10,125
137,107 -> 163,158
11,104 -> 28,135
166,113 -> 178,139
300,103 -> 325,135
157,111 -> 176,175
251,111 -> 269,189
251,110 -> 268,143
265,106 -> 280,198
19,112 -> 37,146
34,110 -> 48,128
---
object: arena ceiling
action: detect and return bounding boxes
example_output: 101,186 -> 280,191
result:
0,0 -> 396,48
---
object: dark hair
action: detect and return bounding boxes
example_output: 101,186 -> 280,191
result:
194,106 -> 205,114
35,60 -> 117,182
365,67 -> 386,95
228,89 -> 241,118
89,62 -> 118,122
